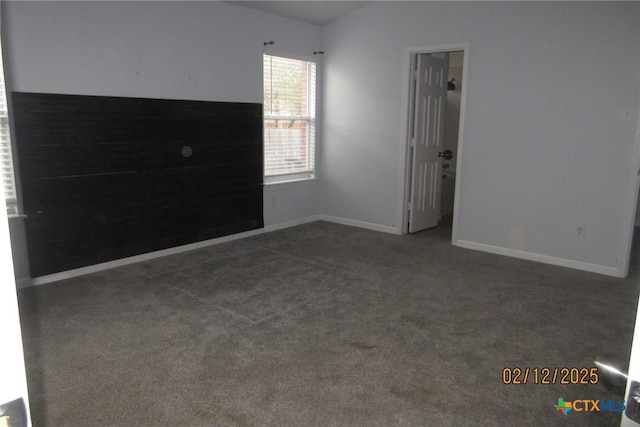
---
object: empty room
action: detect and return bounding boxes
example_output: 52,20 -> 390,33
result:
1,1 -> 640,426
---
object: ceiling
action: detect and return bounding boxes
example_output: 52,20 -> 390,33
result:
226,1 -> 370,26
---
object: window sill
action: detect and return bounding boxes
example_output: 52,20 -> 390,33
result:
264,176 -> 316,186
7,214 -> 27,220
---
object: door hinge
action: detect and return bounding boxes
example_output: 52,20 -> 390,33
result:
412,70 -> 418,81
407,201 -> 413,211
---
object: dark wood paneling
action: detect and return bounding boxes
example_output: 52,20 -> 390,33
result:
13,92 -> 263,277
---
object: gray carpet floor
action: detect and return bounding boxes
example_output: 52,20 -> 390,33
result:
17,219 -> 640,426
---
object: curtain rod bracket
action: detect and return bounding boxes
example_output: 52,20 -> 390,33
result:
314,51 -> 325,55
263,41 -> 275,46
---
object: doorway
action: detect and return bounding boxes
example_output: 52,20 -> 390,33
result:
400,43 -> 468,241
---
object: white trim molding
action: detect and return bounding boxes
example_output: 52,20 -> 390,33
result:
22,213 -> 624,288
28,227 -> 266,287
26,215 -> 322,287
264,215 -> 321,232
24,214 -> 395,287
455,239 -> 622,278
398,41 -> 470,244
618,85 -> 640,278
319,214 -> 399,235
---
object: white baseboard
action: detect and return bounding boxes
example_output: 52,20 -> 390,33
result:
21,218 -> 622,287
25,213 -> 394,287
319,214 -> 399,235
28,227 -> 267,286
15,278 -> 33,289
264,215 -> 321,232
27,216 -> 323,287
455,239 -> 622,277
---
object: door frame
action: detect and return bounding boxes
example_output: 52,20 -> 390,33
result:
618,87 -> 640,278
398,42 -> 469,241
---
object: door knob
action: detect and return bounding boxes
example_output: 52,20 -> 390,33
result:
438,149 -> 453,160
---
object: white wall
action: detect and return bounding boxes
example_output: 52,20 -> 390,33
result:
322,2 -> 640,275
4,1 -> 640,278
2,1 -> 323,280
3,1 -> 322,103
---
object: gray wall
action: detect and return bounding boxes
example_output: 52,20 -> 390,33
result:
4,1 -> 640,280
2,1 -> 323,281
321,2 -> 640,275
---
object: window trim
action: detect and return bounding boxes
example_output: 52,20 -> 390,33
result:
263,54 -> 317,184
0,40 -> 19,218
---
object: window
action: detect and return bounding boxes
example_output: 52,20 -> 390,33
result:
0,41 -> 17,216
263,54 -> 316,183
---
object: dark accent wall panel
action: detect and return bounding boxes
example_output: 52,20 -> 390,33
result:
12,92 -> 263,277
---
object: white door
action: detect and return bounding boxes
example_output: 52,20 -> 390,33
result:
622,290 -> 640,426
0,209 -> 31,423
408,52 -> 448,233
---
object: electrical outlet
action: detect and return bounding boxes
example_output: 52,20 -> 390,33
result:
576,225 -> 586,238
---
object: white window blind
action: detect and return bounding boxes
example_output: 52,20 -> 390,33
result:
263,54 -> 316,183
0,40 -> 17,216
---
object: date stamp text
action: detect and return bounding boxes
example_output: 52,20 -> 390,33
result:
502,367 -> 599,385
